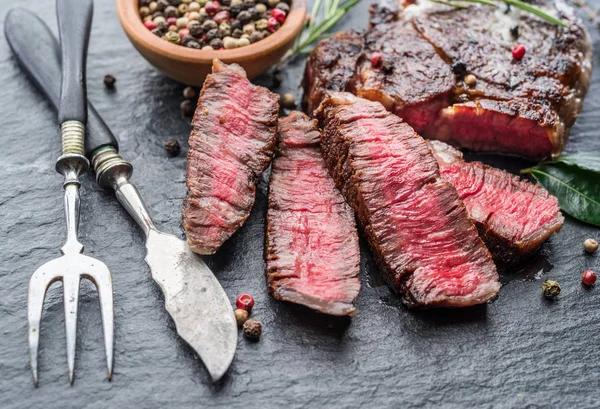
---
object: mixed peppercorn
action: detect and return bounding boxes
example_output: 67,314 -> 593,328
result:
139,0 -> 290,50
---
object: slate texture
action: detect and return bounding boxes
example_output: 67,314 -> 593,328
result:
1,0 -> 599,408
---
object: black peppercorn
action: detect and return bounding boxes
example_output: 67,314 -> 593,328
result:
247,7 -> 260,20
156,0 -> 169,11
168,0 -> 182,5
221,0 -> 231,5
451,61 -> 467,79
180,100 -> 195,117
275,2 -> 289,13
249,31 -> 262,43
152,11 -> 165,19
202,19 -> 218,31
103,74 -> 116,89
139,0 -> 151,5
243,0 -> 255,9
151,27 -> 164,37
210,38 -> 223,49
510,25 -> 519,39
230,20 -> 242,30
237,10 -> 251,24
232,28 -> 243,38
187,40 -> 201,48
165,139 -> 181,156
456,93 -> 470,103
206,28 -> 218,41
382,60 -> 393,73
181,35 -> 196,46
272,70 -> 282,87
229,4 -> 242,15
189,23 -> 203,37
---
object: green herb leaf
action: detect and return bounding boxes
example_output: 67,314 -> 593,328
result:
555,153 -> 600,172
525,162 -> 600,226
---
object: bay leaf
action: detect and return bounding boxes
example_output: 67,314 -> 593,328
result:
528,162 -> 600,226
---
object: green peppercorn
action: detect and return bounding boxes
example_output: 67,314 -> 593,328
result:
178,3 -> 188,14
219,21 -> 232,36
164,30 -> 180,44
542,280 -> 561,298
255,18 -> 267,31
243,22 -> 255,35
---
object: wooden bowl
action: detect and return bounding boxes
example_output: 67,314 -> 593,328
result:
116,0 -> 307,85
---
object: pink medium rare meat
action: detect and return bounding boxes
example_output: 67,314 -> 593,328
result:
265,112 -> 361,316
183,60 -> 279,254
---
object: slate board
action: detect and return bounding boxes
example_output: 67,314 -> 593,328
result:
1,0 -> 600,407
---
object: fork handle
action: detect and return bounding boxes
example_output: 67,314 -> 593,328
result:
57,0 -> 93,127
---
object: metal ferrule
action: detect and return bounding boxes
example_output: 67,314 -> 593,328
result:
91,147 -> 133,190
61,120 -> 86,156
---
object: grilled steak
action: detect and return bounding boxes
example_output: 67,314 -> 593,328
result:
428,140 -> 564,265
183,60 -> 279,255
316,93 -> 500,308
304,0 -> 592,159
266,112 -> 360,316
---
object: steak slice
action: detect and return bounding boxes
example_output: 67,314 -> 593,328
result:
265,112 -> 360,316
316,93 -> 500,307
428,140 -> 564,265
183,60 -> 279,255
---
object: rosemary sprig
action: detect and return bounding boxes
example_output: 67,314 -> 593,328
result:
430,0 -> 568,27
277,0 -> 360,67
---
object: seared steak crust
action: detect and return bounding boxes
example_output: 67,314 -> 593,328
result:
316,93 -> 500,308
265,112 -> 360,316
183,60 -> 279,255
428,140 -> 564,265
303,0 -> 592,159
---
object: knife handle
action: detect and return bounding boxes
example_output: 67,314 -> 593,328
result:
4,9 -> 119,156
57,0 -> 93,126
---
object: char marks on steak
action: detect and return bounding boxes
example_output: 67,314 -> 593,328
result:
428,140 -> 564,265
183,60 -> 279,255
304,0 -> 592,159
316,93 -> 500,307
265,112 -> 360,316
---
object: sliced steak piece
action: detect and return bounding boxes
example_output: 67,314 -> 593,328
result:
183,60 -> 279,255
265,112 -> 360,316
303,30 -> 364,115
316,93 -> 500,308
428,140 -> 564,265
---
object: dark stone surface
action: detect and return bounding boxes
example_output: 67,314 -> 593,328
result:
1,1 -> 600,407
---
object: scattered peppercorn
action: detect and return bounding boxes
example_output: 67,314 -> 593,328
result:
236,293 -> 255,311
242,319 -> 262,339
542,280 -> 561,298
584,238 -> 598,254
183,86 -> 197,99
582,270 -> 597,286
103,74 -> 116,89
234,308 -> 249,327
451,61 -> 467,78
282,93 -> 295,109
180,99 -> 195,117
464,74 -> 477,87
370,52 -> 383,69
165,139 -> 181,156
512,44 -> 526,60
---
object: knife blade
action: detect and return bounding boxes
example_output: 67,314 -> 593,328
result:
5,8 -> 237,382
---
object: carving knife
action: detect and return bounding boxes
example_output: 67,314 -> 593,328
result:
5,8 -> 237,382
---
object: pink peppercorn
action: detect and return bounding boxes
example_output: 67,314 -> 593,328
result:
583,270 -> 597,286
143,20 -> 156,30
267,17 -> 280,33
205,1 -> 220,15
167,16 -> 177,26
213,10 -> 230,24
179,28 -> 189,39
236,294 -> 255,311
512,44 -> 526,60
270,8 -> 287,24
371,52 -> 383,68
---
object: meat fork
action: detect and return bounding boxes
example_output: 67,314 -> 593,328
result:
27,0 -> 113,386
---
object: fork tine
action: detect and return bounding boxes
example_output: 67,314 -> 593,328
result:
62,273 -> 81,385
28,269 -> 61,387
85,269 -> 114,380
